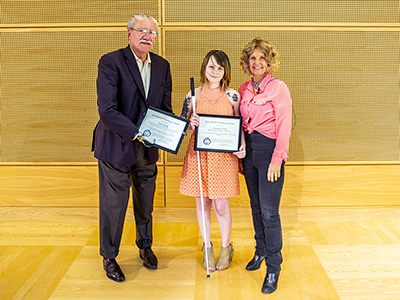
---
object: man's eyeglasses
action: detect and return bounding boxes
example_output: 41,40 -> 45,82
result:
130,28 -> 157,37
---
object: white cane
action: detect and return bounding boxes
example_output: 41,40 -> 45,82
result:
191,77 -> 210,278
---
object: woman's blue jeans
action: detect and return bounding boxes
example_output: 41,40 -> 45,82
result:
243,131 -> 284,274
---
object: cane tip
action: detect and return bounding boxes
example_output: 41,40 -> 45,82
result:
207,274 -> 210,278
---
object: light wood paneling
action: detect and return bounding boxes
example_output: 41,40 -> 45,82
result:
164,29 -> 400,163
0,165 -> 165,207
0,221 -> 97,245
0,1 -> 399,163
0,165 -> 99,206
1,164 -> 399,207
282,164 -> 400,206
165,164 -> 400,207
164,0 -> 399,24
164,165 -> 194,207
0,0 -> 159,25
0,30 -> 159,162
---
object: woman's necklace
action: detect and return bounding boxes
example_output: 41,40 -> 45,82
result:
252,80 -> 262,90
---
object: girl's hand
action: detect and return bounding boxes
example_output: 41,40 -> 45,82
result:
190,114 -> 200,131
233,144 -> 246,159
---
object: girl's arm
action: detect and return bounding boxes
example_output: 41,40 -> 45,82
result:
180,88 -> 201,132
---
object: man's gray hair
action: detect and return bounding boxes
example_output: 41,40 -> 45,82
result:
127,14 -> 158,31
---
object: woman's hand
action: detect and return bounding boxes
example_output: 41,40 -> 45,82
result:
233,144 -> 246,159
267,162 -> 281,182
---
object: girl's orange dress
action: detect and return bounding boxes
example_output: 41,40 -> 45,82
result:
179,86 -> 240,199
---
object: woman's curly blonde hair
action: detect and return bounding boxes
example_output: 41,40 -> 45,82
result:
240,37 -> 280,76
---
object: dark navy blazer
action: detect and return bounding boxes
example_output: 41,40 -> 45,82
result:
93,45 -> 173,166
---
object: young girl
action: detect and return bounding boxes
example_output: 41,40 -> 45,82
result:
179,50 -> 246,272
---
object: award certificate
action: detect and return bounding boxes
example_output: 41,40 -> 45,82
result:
138,106 -> 190,154
194,114 -> 242,153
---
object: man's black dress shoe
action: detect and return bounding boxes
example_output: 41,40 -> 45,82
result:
262,273 -> 279,294
245,255 -> 266,271
103,258 -> 125,282
139,248 -> 158,269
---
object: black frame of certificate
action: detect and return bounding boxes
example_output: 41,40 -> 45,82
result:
194,113 -> 242,153
139,106 -> 190,155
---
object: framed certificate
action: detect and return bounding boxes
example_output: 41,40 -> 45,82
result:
138,106 -> 190,154
194,114 -> 242,153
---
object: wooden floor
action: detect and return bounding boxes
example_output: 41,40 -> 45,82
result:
1,206 -> 400,300
1,165 -> 400,299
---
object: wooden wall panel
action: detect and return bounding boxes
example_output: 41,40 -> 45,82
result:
0,0 -> 399,165
0,30 -> 159,162
0,165 -> 165,207
0,0 -> 159,24
281,164 -> 400,206
2,164 -> 398,208
164,0 -> 399,24
164,164 -> 400,207
165,30 -> 400,163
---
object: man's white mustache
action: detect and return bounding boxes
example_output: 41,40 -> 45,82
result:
140,39 -> 153,45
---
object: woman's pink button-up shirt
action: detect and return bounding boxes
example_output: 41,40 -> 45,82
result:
239,74 -> 292,165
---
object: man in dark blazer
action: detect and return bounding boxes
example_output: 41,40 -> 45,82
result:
92,14 -> 172,282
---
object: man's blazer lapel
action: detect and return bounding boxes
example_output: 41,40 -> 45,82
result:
123,46 -> 146,100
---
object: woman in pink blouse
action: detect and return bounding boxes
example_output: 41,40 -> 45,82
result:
239,37 -> 292,295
